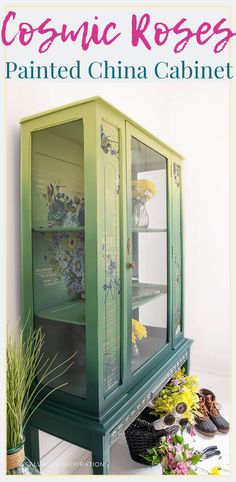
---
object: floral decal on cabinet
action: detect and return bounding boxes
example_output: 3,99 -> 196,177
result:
41,180 -> 84,228
40,232 -> 85,299
101,125 -> 119,158
173,163 -> 181,188
102,245 -> 120,300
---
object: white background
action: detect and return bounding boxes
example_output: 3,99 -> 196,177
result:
1,0 -> 235,479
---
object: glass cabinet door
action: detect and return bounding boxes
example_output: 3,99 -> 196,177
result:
128,133 -> 169,373
31,120 -> 86,398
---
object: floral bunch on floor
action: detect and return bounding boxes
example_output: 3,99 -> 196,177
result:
132,179 -> 157,202
132,319 -> 147,344
142,434 -> 201,475
150,368 -> 199,430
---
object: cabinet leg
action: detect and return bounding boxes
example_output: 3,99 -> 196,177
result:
91,433 -> 110,475
24,423 -> 40,471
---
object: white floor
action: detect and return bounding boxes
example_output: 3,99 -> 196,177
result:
39,371 -> 231,475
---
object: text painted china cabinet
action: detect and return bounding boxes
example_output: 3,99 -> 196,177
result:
20,97 -> 192,474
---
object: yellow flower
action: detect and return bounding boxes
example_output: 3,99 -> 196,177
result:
209,467 -> 221,475
132,179 -> 157,201
132,319 -> 147,344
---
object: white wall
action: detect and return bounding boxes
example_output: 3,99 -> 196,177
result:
7,80 -> 229,375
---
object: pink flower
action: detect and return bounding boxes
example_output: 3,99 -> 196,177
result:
188,425 -> 196,436
167,453 -> 176,470
175,443 -> 183,452
175,461 -> 190,475
185,449 -> 193,459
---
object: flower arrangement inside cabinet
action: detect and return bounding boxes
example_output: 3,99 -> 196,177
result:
32,120 -> 86,399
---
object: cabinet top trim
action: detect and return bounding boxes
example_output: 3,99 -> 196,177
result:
20,96 -> 184,160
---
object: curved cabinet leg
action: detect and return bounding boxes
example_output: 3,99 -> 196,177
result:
91,433 -> 110,475
24,423 -> 40,471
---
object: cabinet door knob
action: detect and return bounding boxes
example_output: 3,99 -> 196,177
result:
127,262 -> 136,270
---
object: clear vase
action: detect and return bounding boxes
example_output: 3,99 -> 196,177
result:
132,199 -> 149,228
7,443 -> 40,475
132,343 -> 140,359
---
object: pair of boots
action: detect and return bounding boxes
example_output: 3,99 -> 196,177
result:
195,389 -> 229,436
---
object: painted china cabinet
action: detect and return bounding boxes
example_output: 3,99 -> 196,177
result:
20,97 -> 192,474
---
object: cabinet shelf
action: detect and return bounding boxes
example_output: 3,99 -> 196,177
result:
35,300 -> 85,324
132,282 -> 167,309
33,227 -> 84,233
132,228 -> 167,233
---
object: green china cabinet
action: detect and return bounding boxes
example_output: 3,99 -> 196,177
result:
20,97 -> 192,474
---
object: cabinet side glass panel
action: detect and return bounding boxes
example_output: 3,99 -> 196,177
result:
101,121 -> 121,396
131,137 -> 168,373
32,120 -> 86,399
172,162 -> 182,337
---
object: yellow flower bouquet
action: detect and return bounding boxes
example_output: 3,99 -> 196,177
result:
150,368 -> 199,427
132,319 -> 147,344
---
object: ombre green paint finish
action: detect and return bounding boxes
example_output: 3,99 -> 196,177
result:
20,97 -> 192,475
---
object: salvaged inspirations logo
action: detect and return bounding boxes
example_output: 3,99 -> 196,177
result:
1,8 -> 236,80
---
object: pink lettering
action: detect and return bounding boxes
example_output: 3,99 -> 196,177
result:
132,13 -> 151,50
1,10 -> 18,46
213,18 -> 236,53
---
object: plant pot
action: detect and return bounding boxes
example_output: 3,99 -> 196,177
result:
7,443 -> 40,475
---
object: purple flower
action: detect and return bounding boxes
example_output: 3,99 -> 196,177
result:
171,379 -> 179,386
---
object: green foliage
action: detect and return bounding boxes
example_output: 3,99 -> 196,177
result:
7,319 -> 76,449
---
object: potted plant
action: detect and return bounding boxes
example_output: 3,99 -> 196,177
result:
7,321 -> 75,475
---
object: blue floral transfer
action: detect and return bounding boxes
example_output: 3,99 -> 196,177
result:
101,126 -> 119,158
41,232 -> 85,299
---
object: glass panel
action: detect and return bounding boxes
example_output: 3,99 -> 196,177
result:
32,120 -> 86,398
131,137 -> 168,372
100,121 -> 121,396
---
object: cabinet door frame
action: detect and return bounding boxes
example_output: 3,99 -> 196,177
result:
171,153 -> 184,348
125,121 -> 173,382
21,102 -> 100,415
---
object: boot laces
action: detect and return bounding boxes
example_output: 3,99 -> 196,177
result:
198,398 -> 209,420
207,399 -> 221,417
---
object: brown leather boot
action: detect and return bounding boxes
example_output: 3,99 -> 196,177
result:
194,394 -> 218,436
200,389 -> 229,433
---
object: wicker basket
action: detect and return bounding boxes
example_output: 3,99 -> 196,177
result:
125,408 -> 178,465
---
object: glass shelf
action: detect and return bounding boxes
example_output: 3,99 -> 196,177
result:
35,299 -> 85,324
33,227 -> 84,233
132,228 -> 167,233
132,282 -> 167,309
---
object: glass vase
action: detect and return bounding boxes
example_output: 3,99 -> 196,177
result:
132,199 -> 149,228
7,443 -> 40,475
